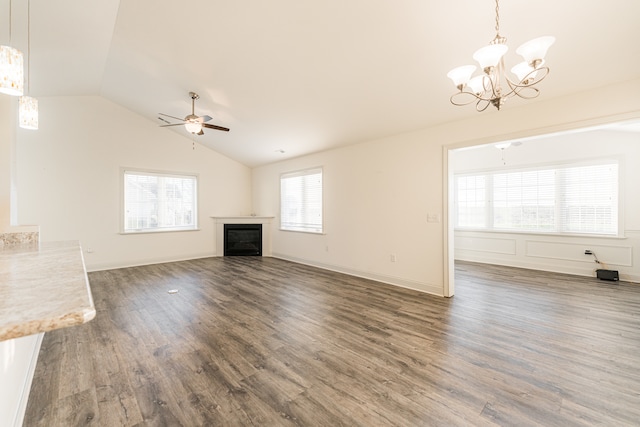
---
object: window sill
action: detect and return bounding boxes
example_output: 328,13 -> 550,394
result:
120,228 -> 201,235
454,228 -> 626,239
279,228 -> 325,235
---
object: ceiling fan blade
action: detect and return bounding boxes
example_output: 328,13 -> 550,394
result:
200,115 -> 212,123
159,123 -> 185,128
158,112 -> 186,122
202,123 -> 230,132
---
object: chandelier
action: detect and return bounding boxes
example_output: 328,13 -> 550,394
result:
447,0 -> 555,111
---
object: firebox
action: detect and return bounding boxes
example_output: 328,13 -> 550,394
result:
224,224 -> 262,256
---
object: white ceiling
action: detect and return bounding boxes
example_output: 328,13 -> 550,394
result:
3,0 -> 640,166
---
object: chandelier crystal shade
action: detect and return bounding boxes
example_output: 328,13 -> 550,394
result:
447,0 -> 554,111
0,45 -> 24,96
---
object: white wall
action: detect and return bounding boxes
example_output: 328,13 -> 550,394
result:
253,79 -> 640,296
0,97 -> 16,228
11,80 -> 640,290
15,96 -> 252,271
452,129 -> 640,282
253,132 -> 445,295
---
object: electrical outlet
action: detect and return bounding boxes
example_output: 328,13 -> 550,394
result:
390,254 -> 397,262
427,213 -> 441,223
585,250 -> 592,255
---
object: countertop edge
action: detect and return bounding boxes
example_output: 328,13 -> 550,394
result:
0,241 -> 97,342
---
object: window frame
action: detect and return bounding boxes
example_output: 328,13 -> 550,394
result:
454,158 -> 622,237
120,167 -> 199,234
279,166 -> 324,234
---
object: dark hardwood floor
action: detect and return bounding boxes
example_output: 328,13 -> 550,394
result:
24,258 -> 640,426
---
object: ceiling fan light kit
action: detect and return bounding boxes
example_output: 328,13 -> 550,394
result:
159,91 -> 229,136
447,0 -> 555,112
184,119 -> 203,134
184,92 -> 203,134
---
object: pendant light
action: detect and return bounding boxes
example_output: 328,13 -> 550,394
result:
0,0 -> 24,96
19,95 -> 37,129
19,0 -> 37,129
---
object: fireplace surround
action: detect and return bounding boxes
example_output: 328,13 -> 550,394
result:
212,216 -> 274,257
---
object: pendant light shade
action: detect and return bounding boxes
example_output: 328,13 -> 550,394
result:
467,75 -> 486,94
473,44 -> 508,71
0,45 -> 24,96
446,65 -> 477,88
516,36 -> 555,66
19,96 -> 38,129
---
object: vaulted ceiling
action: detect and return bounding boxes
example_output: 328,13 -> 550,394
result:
4,0 -> 640,166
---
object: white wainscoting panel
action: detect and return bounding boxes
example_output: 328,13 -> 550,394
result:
455,235 -> 517,255
525,240 -> 633,266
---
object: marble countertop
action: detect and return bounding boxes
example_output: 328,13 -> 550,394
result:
0,241 -> 96,341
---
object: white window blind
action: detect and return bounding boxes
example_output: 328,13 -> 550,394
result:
454,160 -> 619,235
280,167 -> 323,233
559,163 -> 618,234
456,175 -> 487,228
493,169 -> 556,231
123,169 -> 198,233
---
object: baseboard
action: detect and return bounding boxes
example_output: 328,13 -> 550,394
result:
272,253 -> 444,296
86,252 -> 215,272
88,252 -> 444,295
455,256 -> 640,284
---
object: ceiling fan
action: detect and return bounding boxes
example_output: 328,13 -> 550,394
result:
158,92 -> 229,135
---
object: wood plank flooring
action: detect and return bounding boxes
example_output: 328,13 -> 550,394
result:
24,258 -> 640,426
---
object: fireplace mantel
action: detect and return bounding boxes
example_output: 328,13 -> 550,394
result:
211,216 -> 274,256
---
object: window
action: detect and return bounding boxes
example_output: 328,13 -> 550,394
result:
456,175 -> 487,228
492,169 -> 556,231
454,160 -> 619,235
123,169 -> 198,233
280,167 -> 323,233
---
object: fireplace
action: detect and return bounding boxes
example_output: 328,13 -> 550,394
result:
213,216 -> 273,257
224,224 -> 262,256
